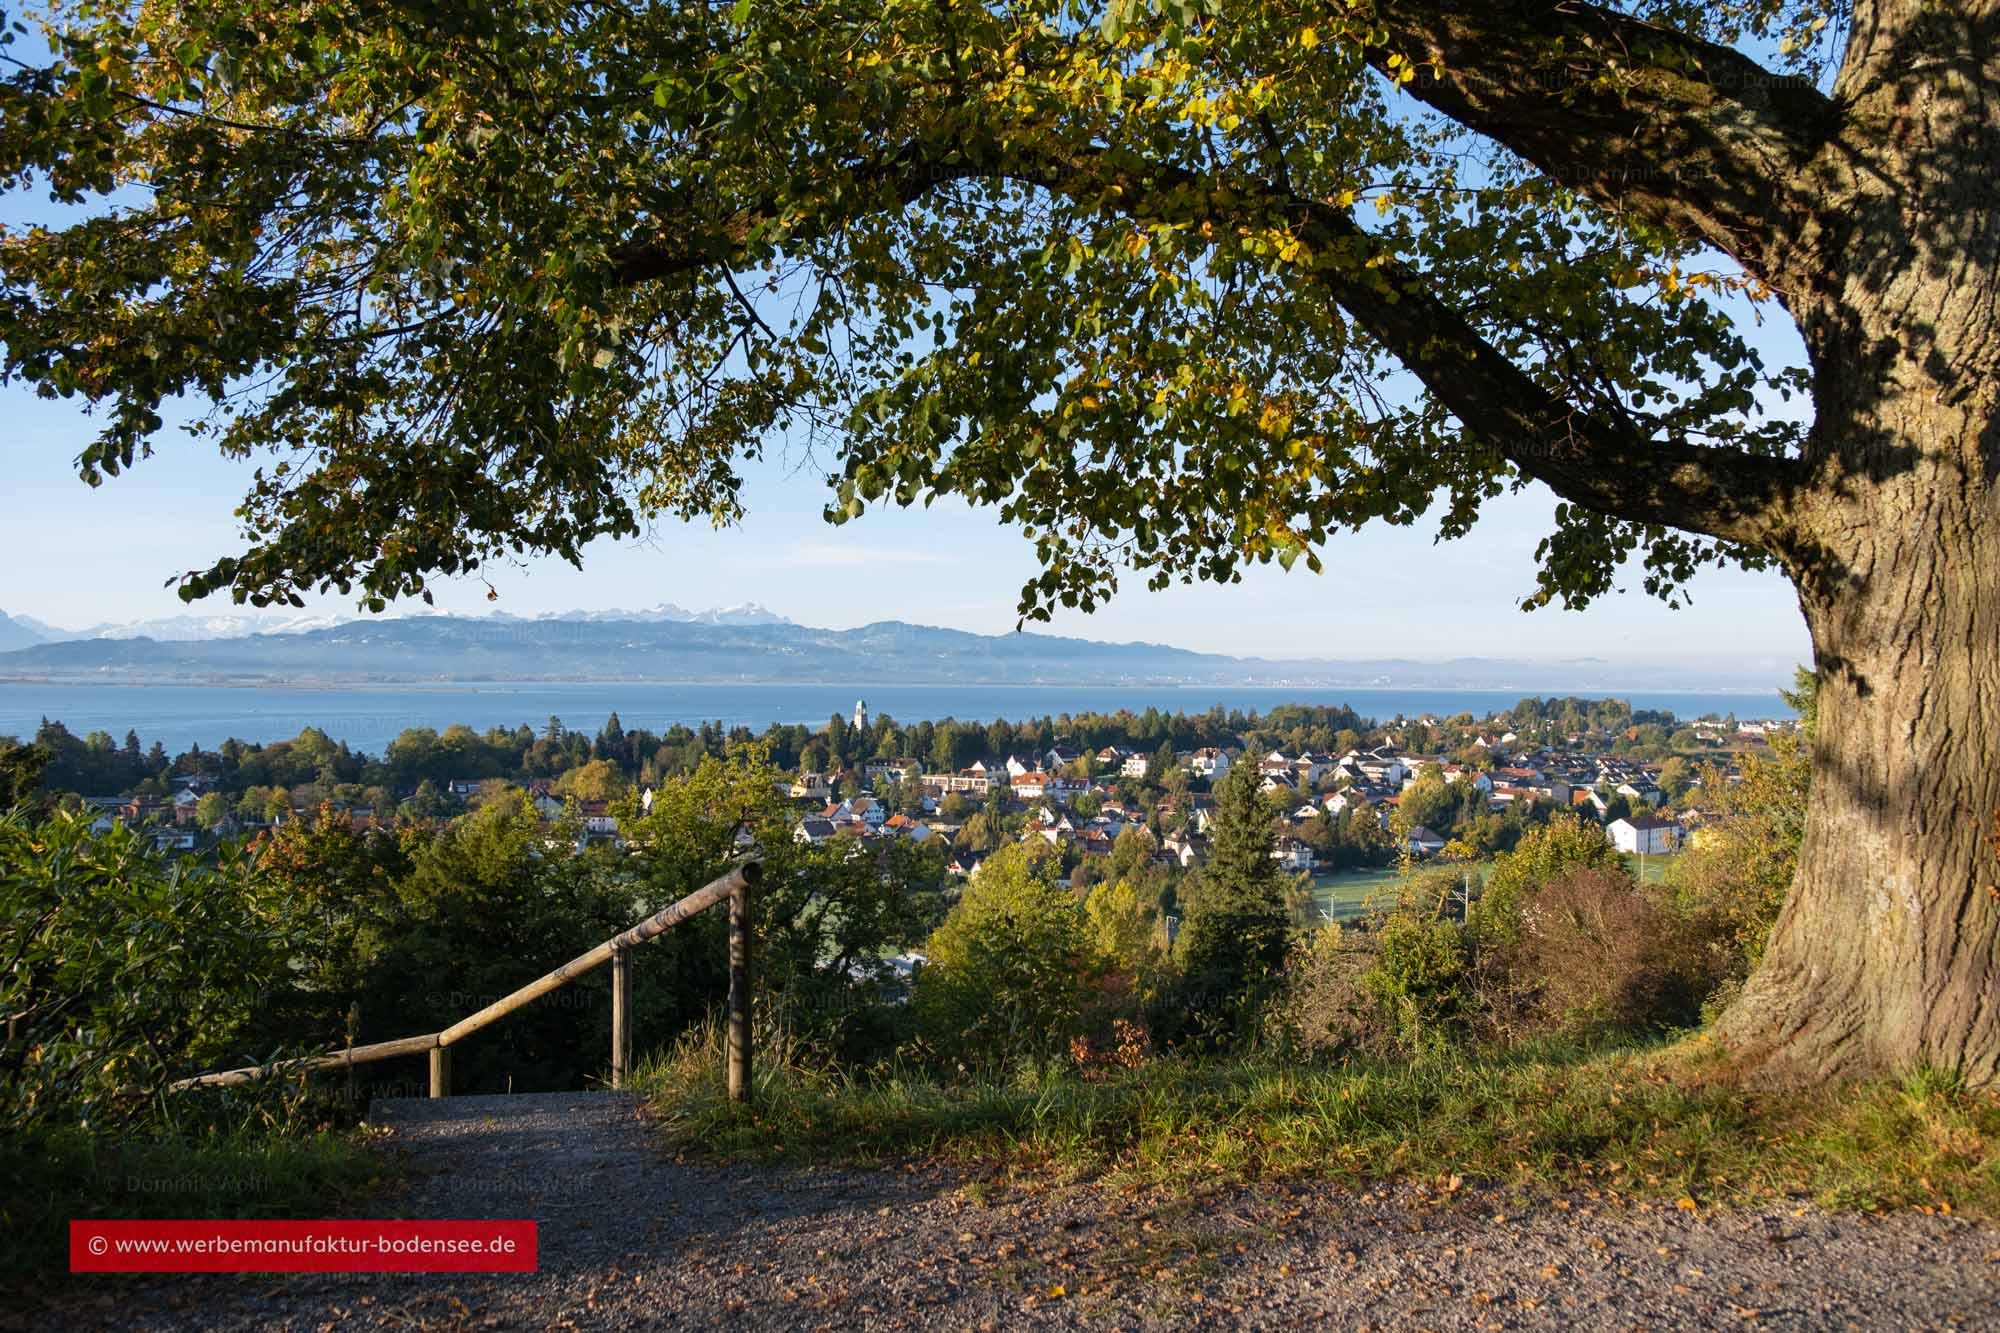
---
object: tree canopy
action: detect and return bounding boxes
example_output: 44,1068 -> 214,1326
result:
7,1 -> 1999,1084
1,0 -> 1831,617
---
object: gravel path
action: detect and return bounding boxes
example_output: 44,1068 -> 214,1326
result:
62,1091 -> 2000,1329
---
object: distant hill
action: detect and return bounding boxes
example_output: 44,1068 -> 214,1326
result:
5,602 -> 795,643
0,612 -> 1776,691
0,612 -> 48,653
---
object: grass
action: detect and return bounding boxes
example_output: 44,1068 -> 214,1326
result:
637,1030 -> 2000,1219
1305,866 -> 1408,921
0,1123 -> 391,1287
1308,853 -> 1680,924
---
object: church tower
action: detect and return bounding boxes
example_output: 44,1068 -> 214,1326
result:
853,698 -> 868,731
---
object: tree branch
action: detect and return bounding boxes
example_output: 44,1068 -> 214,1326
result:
608,134 -> 1806,547
1367,1 -> 1839,297
988,143 -> 1806,548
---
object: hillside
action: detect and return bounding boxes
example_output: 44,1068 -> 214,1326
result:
0,612 -> 1779,690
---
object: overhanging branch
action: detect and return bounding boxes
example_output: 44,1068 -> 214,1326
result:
1366,0 -> 1839,298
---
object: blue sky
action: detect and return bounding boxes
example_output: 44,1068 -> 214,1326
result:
0,176 -> 1813,678
0,376 -> 1811,673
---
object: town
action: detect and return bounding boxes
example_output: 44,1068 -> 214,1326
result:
11,694 -> 1795,928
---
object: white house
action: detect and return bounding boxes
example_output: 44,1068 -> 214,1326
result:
1616,781 -> 1667,808
1607,815 -> 1681,855
1404,825 -> 1448,856
1189,747 -> 1231,778
1272,837 -> 1317,872
1121,752 -> 1152,779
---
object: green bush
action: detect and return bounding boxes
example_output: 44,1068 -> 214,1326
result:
910,843 -> 1105,1072
1468,812 -> 1624,946
1360,912 -> 1470,1049
0,811 -> 300,1134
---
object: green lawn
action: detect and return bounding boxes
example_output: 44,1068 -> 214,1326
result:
1624,851 -> 1679,883
1305,850 -> 1680,923
1303,867 -> 1408,922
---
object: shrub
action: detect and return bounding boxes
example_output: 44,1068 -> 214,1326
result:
1507,867 -> 1717,1037
0,811 -> 299,1134
1360,913 -> 1470,1050
910,843 -> 1105,1072
1265,924 -> 1387,1057
1469,812 -> 1624,947
1666,732 -> 1809,977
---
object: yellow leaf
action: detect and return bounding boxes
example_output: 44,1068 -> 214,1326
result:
1677,1196 -> 1698,1212
1047,1284 -> 1067,1299
1299,27 -> 1318,49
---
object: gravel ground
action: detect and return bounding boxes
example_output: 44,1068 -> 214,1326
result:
43,1090 -> 2000,1330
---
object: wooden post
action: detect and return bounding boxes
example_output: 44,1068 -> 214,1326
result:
429,1044 -> 451,1099
610,942 -> 632,1090
728,872 -> 752,1105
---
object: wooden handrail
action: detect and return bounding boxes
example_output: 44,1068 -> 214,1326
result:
169,860 -> 760,1098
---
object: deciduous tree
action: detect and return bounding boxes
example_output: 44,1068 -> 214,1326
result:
5,0 -> 1995,1082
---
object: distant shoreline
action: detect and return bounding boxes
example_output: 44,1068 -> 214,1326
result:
0,675 -> 1790,695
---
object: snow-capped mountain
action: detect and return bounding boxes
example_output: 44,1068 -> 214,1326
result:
495,602 -> 792,627
16,612 -> 355,642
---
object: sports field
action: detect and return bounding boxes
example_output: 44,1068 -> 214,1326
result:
1304,852 -> 1679,923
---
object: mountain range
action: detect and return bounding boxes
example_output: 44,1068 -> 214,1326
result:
0,608 -> 1779,691
0,602 -> 793,645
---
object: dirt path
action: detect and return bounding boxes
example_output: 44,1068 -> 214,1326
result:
77,1091 -> 2000,1329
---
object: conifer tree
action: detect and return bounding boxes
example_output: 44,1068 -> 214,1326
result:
1168,761 -> 1290,1044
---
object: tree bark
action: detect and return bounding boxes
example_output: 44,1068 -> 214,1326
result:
1712,0 -> 2000,1086
1718,435 -> 2000,1085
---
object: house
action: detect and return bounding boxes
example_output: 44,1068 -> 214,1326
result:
790,772 -> 833,801
1404,825 -> 1448,856
1048,776 -> 1091,806
1616,781 -> 1666,808
1046,742 -> 1083,770
1607,815 -> 1681,855
1439,765 -> 1495,794
1353,756 -> 1407,787
151,828 -> 197,852
1121,752 -> 1152,779
1189,747 -> 1231,778
171,788 -> 203,825
795,817 -> 837,846
864,758 -> 922,786
1259,771 -> 1298,796
1272,837 -> 1317,872
1012,770 -> 1050,800
1163,832 -> 1208,868
947,850 -> 988,878
882,813 -> 933,843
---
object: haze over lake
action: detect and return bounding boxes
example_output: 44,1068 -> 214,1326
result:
0,681 -> 1797,756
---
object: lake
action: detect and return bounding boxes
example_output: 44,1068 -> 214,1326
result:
0,681 -> 1794,756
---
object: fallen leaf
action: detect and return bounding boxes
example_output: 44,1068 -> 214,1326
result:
1677,1197 -> 1698,1212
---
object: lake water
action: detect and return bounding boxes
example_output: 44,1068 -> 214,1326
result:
0,681 -> 1795,756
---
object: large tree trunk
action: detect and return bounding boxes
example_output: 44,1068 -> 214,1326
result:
1717,456 -> 2000,1086
1711,0 -> 2000,1086
1720,340 -> 2000,1080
